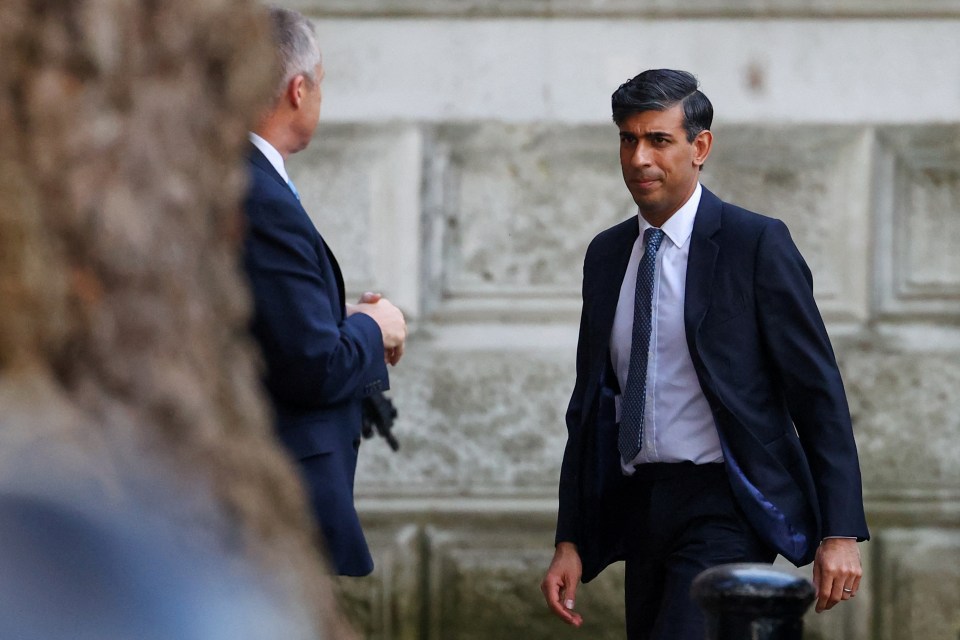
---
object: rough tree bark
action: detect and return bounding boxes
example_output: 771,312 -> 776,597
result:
0,1 -> 353,637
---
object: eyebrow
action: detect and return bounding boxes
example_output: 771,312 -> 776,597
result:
619,130 -> 676,139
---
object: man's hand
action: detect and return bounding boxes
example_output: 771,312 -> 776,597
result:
540,542 -> 583,628
347,292 -> 406,365
812,538 -> 862,613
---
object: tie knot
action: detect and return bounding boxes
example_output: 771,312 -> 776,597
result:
644,228 -> 665,252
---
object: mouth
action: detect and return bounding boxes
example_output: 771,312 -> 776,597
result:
629,177 -> 660,191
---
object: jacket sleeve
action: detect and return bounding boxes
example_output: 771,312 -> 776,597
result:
555,252 -> 596,547
754,219 -> 868,540
244,201 -> 389,409
555,307 -> 589,546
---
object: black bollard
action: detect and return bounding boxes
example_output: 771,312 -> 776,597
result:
691,563 -> 815,640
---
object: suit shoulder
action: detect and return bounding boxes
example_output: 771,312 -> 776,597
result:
245,168 -> 316,232
716,201 -> 791,242
712,200 -> 807,274
719,201 -> 778,227
593,216 -> 637,242
246,162 -> 289,205
585,216 -> 636,257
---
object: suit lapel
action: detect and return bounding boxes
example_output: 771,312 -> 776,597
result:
684,187 -> 722,347
250,143 -> 347,314
593,218 -> 639,356
582,217 -> 639,407
248,144 -> 289,192
576,217 -> 637,427
322,238 -> 347,312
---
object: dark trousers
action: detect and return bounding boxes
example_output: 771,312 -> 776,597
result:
623,462 -> 776,640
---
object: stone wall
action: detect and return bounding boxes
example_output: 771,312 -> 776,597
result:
289,3 -> 960,639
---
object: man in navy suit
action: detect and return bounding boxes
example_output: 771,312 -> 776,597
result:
540,69 -> 868,638
242,6 -> 406,577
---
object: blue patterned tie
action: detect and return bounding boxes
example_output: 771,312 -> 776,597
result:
287,178 -> 301,201
618,227 -> 665,463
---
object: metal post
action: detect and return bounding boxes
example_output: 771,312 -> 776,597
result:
691,563 -> 815,640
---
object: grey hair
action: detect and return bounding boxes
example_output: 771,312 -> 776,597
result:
267,5 -> 322,98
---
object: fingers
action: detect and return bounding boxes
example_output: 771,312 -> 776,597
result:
816,575 -> 844,612
540,545 -> 583,628
563,580 -> 580,622
812,567 -> 846,611
354,297 -> 407,350
540,573 -> 582,627
839,574 -> 862,603
539,574 -> 562,616
385,343 -> 404,366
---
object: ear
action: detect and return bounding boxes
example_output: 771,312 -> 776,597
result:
692,130 -> 713,168
285,74 -> 307,109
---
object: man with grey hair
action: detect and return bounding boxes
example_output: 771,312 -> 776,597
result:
242,5 -> 406,576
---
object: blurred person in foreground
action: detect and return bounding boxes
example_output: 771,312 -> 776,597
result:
540,69 -> 868,639
242,5 -> 406,577
0,470 -> 318,640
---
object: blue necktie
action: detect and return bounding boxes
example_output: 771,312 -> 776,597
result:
287,178 -> 301,201
618,227 -> 665,463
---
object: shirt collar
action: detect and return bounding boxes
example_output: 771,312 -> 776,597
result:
638,182 -> 702,249
248,132 -> 290,184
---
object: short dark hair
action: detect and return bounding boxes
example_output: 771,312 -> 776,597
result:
611,69 -> 713,142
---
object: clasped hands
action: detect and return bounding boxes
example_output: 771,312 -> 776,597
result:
346,291 -> 407,365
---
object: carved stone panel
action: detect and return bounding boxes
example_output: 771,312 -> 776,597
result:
702,126 -> 874,323
288,124 -> 423,316
432,123 -> 630,297
839,347 -> 960,494
874,528 -> 960,640
874,126 -> 960,319
425,520 -> 625,640
333,524 -> 421,640
354,340 -> 576,495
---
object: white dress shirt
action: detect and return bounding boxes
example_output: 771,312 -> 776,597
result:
610,183 -> 724,473
249,132 -> 291,184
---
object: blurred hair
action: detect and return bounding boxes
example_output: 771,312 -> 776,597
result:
267,5 -> 322,99
611,69 -> 713,142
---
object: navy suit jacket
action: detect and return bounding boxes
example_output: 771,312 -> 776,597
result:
242,146 -> 388,576
556,187 -> 869,582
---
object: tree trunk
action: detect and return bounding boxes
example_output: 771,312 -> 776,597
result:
0,1 -> 353,637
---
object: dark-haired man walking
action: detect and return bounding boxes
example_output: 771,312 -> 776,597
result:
540,69 -> 868,639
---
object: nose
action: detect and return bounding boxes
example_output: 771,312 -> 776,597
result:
630,141 -> 652,168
